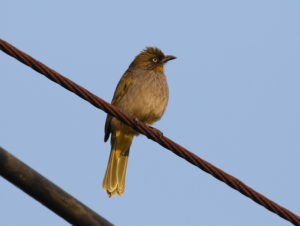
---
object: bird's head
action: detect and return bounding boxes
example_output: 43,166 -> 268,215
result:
129,47 -> 176,72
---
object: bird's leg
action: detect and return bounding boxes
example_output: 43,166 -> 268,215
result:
132,116 -> 163,139
148,126 -> 164,139
133,116 -> 140,126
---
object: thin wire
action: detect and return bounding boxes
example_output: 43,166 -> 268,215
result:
1,39 -> 299,225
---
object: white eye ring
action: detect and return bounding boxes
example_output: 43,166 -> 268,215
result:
152,58 -> 158,63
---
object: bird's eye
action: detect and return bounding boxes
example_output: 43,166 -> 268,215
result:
152,58 -> 158,63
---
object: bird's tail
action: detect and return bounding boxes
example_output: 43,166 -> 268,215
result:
102,131 -> 133,197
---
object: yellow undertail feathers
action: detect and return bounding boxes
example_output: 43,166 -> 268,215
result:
102,131 -> 133,197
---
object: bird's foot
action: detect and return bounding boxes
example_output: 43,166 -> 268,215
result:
149,126 -> 164,139
133,117 -> 140,127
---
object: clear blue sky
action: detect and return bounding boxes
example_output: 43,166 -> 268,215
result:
1,1 -> 299,225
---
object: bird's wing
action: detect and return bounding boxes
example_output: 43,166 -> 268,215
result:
104,70 -> 133,142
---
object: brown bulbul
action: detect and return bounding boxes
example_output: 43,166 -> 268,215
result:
102,47 -> 176,197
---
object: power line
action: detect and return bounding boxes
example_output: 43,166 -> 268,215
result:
1,39 -> 299,225
0,146 -> 113,226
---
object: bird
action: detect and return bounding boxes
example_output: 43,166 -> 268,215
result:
102,47 -> 176,197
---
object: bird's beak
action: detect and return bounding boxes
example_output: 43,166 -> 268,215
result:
162,55 -> 176,63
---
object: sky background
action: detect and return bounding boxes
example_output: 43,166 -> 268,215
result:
1,1 -> 300,225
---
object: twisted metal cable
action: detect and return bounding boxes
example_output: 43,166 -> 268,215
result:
1,39 -> 299,225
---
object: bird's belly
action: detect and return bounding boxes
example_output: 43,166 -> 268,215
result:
132,93 -> 168,123
118,77 -> 169,124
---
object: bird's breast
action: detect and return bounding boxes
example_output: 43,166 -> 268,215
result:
117,70 -> 169,124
